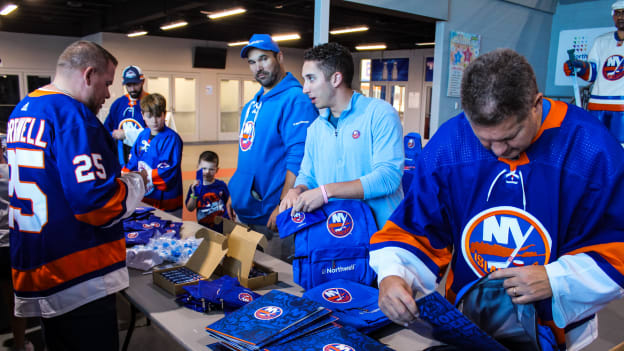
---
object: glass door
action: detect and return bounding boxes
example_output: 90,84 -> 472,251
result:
371,82 -> 406,127
146,74 -> 198,141
218,77 -> 260,141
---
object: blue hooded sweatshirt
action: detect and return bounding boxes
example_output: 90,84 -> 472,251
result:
229,72 -> 317,225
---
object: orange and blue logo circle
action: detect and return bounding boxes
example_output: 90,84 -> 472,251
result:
254,306 -> 282,320
291,212 -> 305,223
238,292 -> 253,303
323,344 -> 355,351
603,55 -> 624,81
127,232 -> 138,239
322,288 -> 352,304
352,130 -> 360,139
460,206 -> 552,277
407,138 -> 415,148
240,121 -> 255,151
326,210 -> 354,238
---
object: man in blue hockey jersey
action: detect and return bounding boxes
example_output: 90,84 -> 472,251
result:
279,42 -> 404,230
7,41 -> 147,350
104,65 -> 148,165
370,49 -> 624,350
227,34 -> 317,261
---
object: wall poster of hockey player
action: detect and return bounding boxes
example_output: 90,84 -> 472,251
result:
555,27 -> 612,86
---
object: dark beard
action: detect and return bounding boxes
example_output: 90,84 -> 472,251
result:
128,90 -> 142,99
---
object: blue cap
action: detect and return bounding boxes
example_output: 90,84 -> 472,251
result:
240,34 -> 280,58
122,65 -> 144,85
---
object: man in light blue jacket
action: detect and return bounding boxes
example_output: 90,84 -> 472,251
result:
280,43 -> 404,229
228,34 -> 317,261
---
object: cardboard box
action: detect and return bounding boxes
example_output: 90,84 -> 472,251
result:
153,220 -> 278,294
219,224 -> 278,290
153,229 -> 228,295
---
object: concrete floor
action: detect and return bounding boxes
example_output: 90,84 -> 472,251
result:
1,141 -> 623,350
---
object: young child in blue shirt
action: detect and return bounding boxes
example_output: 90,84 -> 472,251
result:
123,93 -> 183,216
185,151 -> 230,232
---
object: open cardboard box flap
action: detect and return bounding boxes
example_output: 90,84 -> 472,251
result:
185,230 -> 228,278
221,225 -> 267,280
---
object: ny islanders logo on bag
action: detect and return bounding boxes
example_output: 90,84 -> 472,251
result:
238,292 -> 254,303
127,232 -> 138,239
291,211 -> 305,223
322,288 -> 352,304
461,206 -> 552,277
254,306 -> 282,320
239,121 -> 255,151
323,343 -> 355,351
603,55 -> 624,81
326,210 -> 354,238
407,138 -> 415,148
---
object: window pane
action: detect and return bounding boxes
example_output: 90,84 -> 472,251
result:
243,80 -> 260,102
220,80 -> 240,133
146,76 -> 170,102
360,59 -> 371,82
174,77 -> 196,136
360,82 -> 370,97
0,74 -> 20,133
27,75 -> 51,93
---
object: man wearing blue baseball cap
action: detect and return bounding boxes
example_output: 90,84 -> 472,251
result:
227,34 -> 317,262
104,65 -> 149,165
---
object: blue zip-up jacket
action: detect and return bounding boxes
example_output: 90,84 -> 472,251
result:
229,73 -> 317,225
294,92 -> 404,228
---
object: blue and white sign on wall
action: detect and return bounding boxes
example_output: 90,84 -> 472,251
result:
371,58 -> 409,81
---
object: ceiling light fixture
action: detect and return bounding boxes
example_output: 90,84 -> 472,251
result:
330,26 -> 368,35
272,33 -> 300,42
416,42 -> 435,46
203,7 -> 246,19
127,29 -> 148,38
355,44 -> 387,51
0,3 -> 18,16
160,20 -> 188,31
227,41 -> 248,47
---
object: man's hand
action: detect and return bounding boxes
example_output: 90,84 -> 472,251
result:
226,197 -> 236,221
379,276 -> 419,326
138,169 -> 148,190
489,265 -> 553,304
279,187 -> 304,213
112,129 -> 126,140
563,59 -> 589,77
266,205 -> 280,232
292,187 -> 324,214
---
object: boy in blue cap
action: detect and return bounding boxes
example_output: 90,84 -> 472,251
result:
227,34 -> 317,262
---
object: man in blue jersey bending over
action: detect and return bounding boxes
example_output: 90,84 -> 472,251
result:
370,49 -> 624,350
7,41 -> 147,350
228,34 -> 317,262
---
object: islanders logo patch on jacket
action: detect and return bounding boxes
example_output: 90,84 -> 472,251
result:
323,344 -> 355,351
239,121 -> 255,151
603,54 -> 624,81
460,206 -> 552,277
326,210 -> 354,238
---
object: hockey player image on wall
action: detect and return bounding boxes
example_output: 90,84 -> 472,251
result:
564,0 -> 624,143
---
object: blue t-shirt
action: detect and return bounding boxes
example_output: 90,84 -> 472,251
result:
186,179 -> 229,232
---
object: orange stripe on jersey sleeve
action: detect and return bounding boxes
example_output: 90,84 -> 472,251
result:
12,238 -> 126,292
74,179 -> 127,226
143,195 -> 183,212
151,169 -> 167,191
565,242 -> 624,275
371,221 -> 452,270
122,167 -> 131,173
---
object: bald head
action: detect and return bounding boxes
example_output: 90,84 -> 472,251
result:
57,40 -> 117,75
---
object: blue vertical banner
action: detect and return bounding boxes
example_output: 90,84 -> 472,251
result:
371,58 -> 409,81
425,57 -> 434,82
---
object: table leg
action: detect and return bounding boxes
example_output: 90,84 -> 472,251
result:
122,303 -> 137,351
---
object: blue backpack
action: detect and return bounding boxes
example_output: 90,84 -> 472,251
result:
276,200 -> 378,290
